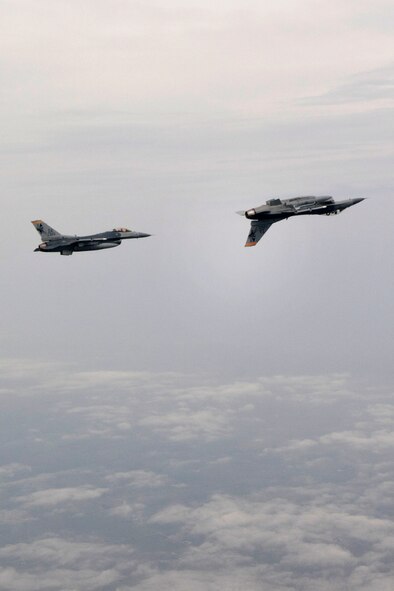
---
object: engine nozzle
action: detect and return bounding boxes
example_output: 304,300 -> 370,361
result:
245,209 -> 256,219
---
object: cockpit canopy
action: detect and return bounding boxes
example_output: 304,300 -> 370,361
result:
266,198 -> 282,206
113,227 -> 131,232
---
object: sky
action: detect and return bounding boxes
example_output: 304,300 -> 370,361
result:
0,1 -> 393,589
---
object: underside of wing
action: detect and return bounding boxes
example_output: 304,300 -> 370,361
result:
245,220 -> 273,247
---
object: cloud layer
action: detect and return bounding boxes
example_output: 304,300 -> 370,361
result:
1,361 -> 393,589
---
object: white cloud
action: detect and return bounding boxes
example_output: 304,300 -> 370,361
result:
105,470 -> 167,488
0,536 -> 127,567
1,0 -> 393,117
302,64 -> 394,108
109,502 -> 145,521
16,486 -> 107,508
0,510 -> 33,525
118,568 -> 274,591
1,362 -> 394,589
320,429 -> 394,449
150,491 -> 394,587
139,409 -> 230,441
0,464 -> 31,480
0,537 -> 137,591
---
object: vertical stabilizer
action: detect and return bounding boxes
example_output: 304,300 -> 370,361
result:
31,220 -> 62,240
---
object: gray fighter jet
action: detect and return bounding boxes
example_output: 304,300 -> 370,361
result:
237,196 -> 365,247
32,220 -> 151,255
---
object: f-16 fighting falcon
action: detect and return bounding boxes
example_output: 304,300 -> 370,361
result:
32,220 -> 151,255
237,196 -> 365,247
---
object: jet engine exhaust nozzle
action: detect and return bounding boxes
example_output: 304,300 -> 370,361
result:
245,209 -> 256,219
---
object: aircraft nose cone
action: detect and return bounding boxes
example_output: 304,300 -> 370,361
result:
131,232 -> 151,239
353,198 -> 365,204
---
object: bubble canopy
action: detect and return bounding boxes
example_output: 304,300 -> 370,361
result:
113,227 -> 131,232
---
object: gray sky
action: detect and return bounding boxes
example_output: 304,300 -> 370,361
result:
0,1 -> 393,589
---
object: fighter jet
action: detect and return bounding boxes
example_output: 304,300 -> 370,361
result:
237,196 -> 365,247
32,220 -> 151,255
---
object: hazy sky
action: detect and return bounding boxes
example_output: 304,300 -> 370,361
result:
0,1 -> 393,589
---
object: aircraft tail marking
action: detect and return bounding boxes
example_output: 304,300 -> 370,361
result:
245,220 -> 273,247
31,220 -> 62,241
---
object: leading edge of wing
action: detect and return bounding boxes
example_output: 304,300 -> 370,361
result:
245,220 -> 273,247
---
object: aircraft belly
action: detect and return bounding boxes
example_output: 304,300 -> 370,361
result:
74,241 -> 121,251
255,213 -> 293,222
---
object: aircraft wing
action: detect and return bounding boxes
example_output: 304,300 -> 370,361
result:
245,220 -> 273,247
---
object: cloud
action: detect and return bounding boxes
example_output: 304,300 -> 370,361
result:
109,502 -> 145,521
117,568 -> 274,591
1,361 -> 394,590
302,64 -> 394,106
139,409 -> 230,441
320,429 -> 394,449
105,470 -> 168,488
1,0 -> 393,123
16,487 -> 107,508
0,567 -> 120,591
0,536 -> 127,568
150,492 -> 394,587
0,510 -> 33,525
0,464 -> 31,480
0,537 -> 137,591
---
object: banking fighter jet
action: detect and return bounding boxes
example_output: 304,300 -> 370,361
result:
32,220 -> 151,255
237,196 -> 365,247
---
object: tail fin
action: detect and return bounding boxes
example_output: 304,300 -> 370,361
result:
31,220 -> 62,241
245,220 -> 273,247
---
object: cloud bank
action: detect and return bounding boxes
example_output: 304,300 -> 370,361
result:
0,361 -> 393,590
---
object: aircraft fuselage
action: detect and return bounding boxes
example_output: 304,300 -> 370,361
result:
32,222 -> 151,255
239,196 -> 365,246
